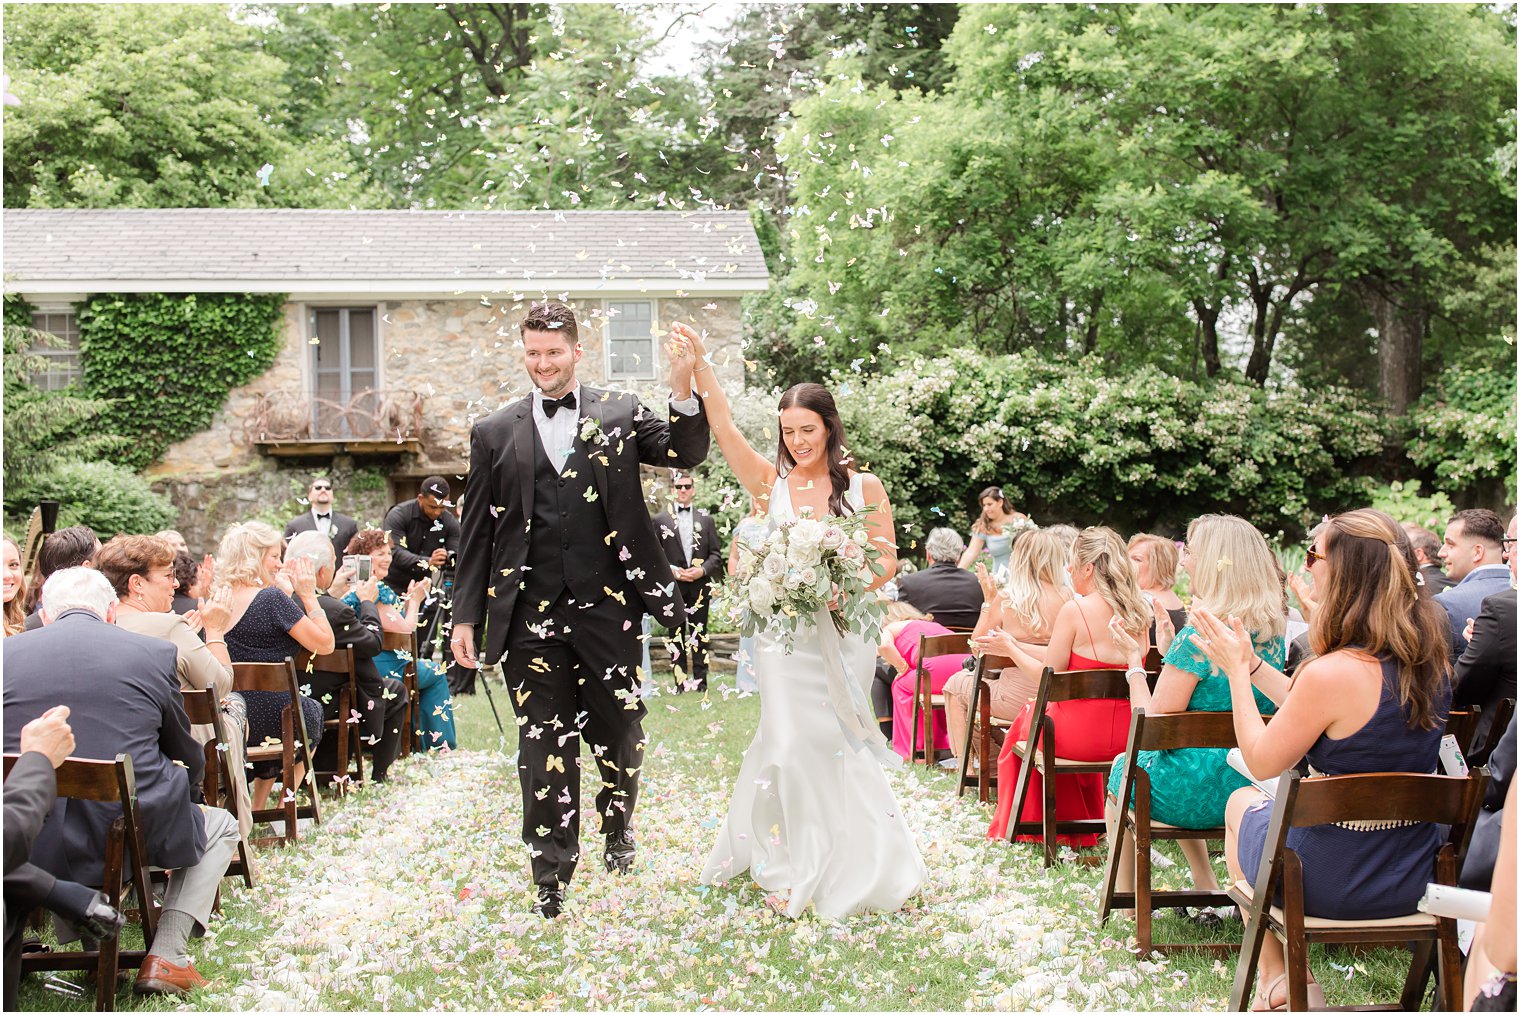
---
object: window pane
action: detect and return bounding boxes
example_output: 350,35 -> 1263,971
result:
607,301 -> 656,378
348,310 -> 376,371
312,309 -> 343,375
29,311 -> 81,390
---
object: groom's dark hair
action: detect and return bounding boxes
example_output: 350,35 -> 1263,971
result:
521,300 -> 579,345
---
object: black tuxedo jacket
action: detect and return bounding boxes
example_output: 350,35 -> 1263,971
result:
454,386 -> 710,665
897,562 -> 985,631
1453,586 -> 1517,752
285,511 -> 360,556
653,507 -> 724,586
2,611 -> 206,885
306,593 -> 387,708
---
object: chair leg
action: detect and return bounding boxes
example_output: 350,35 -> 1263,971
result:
282,710 -> 298,845
1435,920 -> 1464,1012
98,831 -> 124,1012
957,671 -> 982,798
1135,816 -> 1152,954
1041,758 -> 1057,867
909,672 -> 922,764
1227,906 -> 1271,1011
1400,939 -> 1435,1011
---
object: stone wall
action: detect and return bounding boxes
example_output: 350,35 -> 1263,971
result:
146,294 -> 748,551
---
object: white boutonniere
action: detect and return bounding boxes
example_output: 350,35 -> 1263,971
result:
579,416 -> 609,446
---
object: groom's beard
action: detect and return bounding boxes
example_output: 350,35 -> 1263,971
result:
532,373 -> 575,398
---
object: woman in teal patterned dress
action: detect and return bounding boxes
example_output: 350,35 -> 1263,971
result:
1103,515 -> 1288,900
342,529 -> 457,752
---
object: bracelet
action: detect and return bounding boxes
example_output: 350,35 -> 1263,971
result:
1249,657 -> 1264,676
1125,667 -> 1148,682
980,603 -> 992,611
695,363 -> 712,374
205,638 -> 227,647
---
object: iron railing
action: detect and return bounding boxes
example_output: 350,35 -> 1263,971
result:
245,389 -> 425,443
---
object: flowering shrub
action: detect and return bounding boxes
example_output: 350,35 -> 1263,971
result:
1405,362 -> 1517,494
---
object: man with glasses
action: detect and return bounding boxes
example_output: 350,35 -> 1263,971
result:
284,476 -> 359,556
652,473 -> 723,693
1435,508 -> 1510,655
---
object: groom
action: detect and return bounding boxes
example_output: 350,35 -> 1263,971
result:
451,300 -> 709,917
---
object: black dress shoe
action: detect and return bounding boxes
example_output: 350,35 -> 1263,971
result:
531,886 -> 564,919
604,830 -> 636,874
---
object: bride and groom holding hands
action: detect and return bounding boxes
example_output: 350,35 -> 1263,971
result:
449,301 -> 925,919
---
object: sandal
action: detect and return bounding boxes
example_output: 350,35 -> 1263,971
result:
1252,973 -> 1327,1011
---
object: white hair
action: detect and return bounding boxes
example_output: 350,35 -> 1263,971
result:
41,566 -> 119,621
925,527 -> 965,564
284,530 -> 335,572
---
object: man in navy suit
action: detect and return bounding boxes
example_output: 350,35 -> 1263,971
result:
1435,508 -> 1511,656
653,473 -> 724,693
2,568 -> 240,997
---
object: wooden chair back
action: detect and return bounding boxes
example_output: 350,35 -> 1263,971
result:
1445,707 -> 1482,757
296,647 -> 363,792
1227,767 -> 1490,1012
179,689 -> 255,889
956,652 -> 1015,801
909,632 -> 973,764
3,753 -> 154,1011
230,658 -> 322,846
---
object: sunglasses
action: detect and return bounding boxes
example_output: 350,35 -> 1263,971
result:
1305,544 -> 1325,567
311,483 -> 332,491
674,484 -> 693,490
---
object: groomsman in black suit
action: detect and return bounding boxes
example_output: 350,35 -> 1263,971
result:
653,473 -> 724,693
284,476 -> 359,555
451,300 -> 709,918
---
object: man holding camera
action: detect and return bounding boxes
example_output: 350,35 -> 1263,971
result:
384,477 -> 465,689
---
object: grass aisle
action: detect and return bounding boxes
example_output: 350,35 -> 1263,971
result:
26,671 -> 1414,1012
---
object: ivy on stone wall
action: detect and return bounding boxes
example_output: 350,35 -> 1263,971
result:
77,292 -> 287,468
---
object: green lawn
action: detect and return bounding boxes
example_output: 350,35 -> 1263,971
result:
20,667 -> 1422,1011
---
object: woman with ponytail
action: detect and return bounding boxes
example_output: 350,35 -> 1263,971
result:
1193,508 -> 1452,1011
979,527 -> 1151,843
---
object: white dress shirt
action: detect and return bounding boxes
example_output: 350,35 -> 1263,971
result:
675,506 -> 696,564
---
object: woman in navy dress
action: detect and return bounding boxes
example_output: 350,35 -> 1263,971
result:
1194,509 -> 1452,1011
217,522 -> 334,814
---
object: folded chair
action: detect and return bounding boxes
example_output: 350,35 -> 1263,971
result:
296,647 -> 364,794
1226,768 -> 1489,1012
179,688 -> 256,892
1099,707 -> 1241,955
231,658 -> 322,847
3,753 -> 155,1012
908,632 -> 972,765
1004,666 -> 1131,866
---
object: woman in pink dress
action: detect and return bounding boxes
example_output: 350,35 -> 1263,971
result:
878,602 -> 973,760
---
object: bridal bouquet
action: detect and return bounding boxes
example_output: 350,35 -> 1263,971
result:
724,508 -> 887,651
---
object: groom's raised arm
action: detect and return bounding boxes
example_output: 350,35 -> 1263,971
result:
630,393 -> 710,470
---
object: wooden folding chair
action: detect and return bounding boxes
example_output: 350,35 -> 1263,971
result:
179,688 -> 256,893
3,753 -> 156,1012
1226,768 -> 1489,1012
381,630 -> 420,758
1099,707 -> 1242,955
231,658 -> 323,847
908,632 -> 972,765
1004,666 -> 1131,865
1445,706 -> 1483,757
1472,697 -> 1514,765
296,647 -> 364,794
956,652 -> 1015,802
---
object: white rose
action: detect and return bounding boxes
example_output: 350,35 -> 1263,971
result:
840,539 -> 864,561
790,518 -> 824,550
820,525 -> 846,551
852,529 -> 869,546
787,539 -> 821,567
747,576 -> 776,612
783,568 -> 806,591
762,552 -> 787,579
797,565 -> 820,589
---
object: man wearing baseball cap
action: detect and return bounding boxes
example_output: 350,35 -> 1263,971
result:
383,476 -> 460,580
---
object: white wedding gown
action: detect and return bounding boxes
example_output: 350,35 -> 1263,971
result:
701,473 -> 926,918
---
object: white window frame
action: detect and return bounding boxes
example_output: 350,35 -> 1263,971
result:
28,309 -> 82,391
604,300 -> 658,381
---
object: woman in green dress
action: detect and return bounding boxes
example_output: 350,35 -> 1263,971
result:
1103,515 -> 1288,900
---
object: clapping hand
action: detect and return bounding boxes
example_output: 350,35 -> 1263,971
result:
972,628 -> 1019,658
286,556 -> 318,598
195,585 -> 233,639
1190,606 -> 1255,681
1287,572 -> 1317,622
406,577 -> 432,604
1151,597 -> 1176,656
1106,615 -> 1147,670
197,553 -> 216,597
974,561 -> 999,602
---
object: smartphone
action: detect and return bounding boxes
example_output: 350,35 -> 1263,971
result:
355,555 -> 372,581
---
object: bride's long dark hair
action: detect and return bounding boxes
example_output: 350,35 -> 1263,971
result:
774,383 -> 852,515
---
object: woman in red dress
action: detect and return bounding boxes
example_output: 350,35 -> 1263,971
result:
978,527 -> 1151,843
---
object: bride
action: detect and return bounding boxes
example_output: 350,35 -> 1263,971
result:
668,323 -> 926,919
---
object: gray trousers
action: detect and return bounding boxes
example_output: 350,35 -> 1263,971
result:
163,806 -> 240,934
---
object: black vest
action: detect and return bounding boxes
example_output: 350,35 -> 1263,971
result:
523,424 -> 625,604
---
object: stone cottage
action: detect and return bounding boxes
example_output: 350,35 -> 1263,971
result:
4,208 -> 769,548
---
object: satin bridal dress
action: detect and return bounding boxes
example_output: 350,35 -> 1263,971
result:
701,473 -> 926,918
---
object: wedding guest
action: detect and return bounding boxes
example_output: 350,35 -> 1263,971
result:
1197,508 -> 1452,1011
24,524 -> 100,625
1467,780 -> 1517,1011
1103,515 -> 1286,905
981,526 -> 1150,843
1126,533 -> 1188,633
1044,524 -> 1080,565
171,549 -> 206,617
342,529 -> 457,752
1452,514 -> 1517,763
216,521 -> 331,813
384,476 -> 459,581
878,601 -> 970,762
900,527 -> 985,630
653,472 -> 724,693
1435,508 -> 1509,654
283,475 -> 359,556
728,496 -> 770,693
96,535 -> 253,841
1401,523 -> 1455,592
5,567 -> 241,997
958,487 -> 1030,578
155,530 -> 190,556
3,536 -> 27,636
943,530 -> 1072,763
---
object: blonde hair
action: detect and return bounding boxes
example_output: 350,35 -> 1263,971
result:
1127,533 -> 1179,592
215,521 -> 284,590
3,536 -> 27,637
1184,514 -> 1286,640
884,600 -> 930,624
1001,529 -> 1068,638
1073,526 -> 1151,634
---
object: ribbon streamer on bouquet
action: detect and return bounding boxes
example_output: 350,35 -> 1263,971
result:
815,607 -> 902,768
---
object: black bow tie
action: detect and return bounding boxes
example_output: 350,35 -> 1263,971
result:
541,391 -> 576,418
316,514 -> 330,522
677,506 -> 692,514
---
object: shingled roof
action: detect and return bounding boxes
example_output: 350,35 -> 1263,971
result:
3,208 -> 770,296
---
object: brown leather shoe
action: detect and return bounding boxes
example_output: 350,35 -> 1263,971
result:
134,955 -> 208,996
